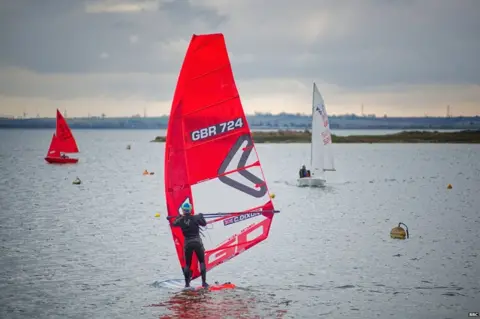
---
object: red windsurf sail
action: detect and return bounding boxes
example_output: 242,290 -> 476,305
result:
164,34 -> 277,280
55,109 -> 79,153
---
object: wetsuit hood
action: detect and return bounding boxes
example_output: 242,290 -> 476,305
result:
181,202 -> 192,215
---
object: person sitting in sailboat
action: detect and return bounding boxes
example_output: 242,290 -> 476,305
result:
60,153 -> 69,159
299,165 -> 312,178
299,165 -> 307,178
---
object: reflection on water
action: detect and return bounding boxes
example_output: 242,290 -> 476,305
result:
148,288 -> 290,319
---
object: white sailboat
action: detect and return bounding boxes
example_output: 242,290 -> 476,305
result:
297,82 -> 336,187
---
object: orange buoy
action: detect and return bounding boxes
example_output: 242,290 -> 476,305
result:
390,222 -> 409,240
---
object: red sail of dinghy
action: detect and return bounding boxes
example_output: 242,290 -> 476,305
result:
55,109 -> 79,153
46,133 -> 60,157
164,34 -> 277,280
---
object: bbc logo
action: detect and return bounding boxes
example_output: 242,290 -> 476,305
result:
468,312 -> 479,317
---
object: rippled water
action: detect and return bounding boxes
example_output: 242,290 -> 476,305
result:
0,129 -> 479,319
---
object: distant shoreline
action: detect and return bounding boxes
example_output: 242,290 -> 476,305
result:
1,113 -> 479,130
151,130 -> 480,144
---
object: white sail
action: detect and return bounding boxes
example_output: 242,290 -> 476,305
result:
310,83 -> 325,178
312,83 -> 335,172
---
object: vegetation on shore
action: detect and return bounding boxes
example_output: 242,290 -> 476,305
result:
151,130 -> 480,144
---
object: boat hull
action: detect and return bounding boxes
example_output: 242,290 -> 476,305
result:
45,157 -> 79,164
297,177 -> 325,187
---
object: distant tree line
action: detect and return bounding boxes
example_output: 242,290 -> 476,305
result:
0,113 -> 479,130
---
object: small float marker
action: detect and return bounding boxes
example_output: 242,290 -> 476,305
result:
447,184 -> 452,189
270,193 -> 275,199
390,222 -> 409,239
155,213 -> 160,218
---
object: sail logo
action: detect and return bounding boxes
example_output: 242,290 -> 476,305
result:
321,130 -> 332,145
218,134 -> 267,198
315,103 -> 329,128
206,218 -> 270,269
223,212 -> 262,226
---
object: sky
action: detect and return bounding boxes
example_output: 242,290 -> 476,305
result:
0,0 -> 479,118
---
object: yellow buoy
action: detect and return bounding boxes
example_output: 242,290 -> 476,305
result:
270,193 -> 275,199
390,222 -> 409,240
447,184 -> 452,189
154,213 -> 160,218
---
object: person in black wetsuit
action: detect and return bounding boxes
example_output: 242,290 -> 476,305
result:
299,165 -> 307,178
171,202 -> 209,288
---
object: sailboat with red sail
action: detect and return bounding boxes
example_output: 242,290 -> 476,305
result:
45,109 -> 79,164
164,33 -> 279,290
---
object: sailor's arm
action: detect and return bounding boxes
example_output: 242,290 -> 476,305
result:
172,216 -> 183,226
197,214 -> 207,226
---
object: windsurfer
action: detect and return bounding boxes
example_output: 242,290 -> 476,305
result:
171,202 -> 209,288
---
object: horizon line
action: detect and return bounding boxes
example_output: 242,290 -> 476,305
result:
3,112 -> 479,120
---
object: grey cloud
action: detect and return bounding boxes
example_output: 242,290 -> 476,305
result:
0,0 -> 223,73
0,0 -> 479,98
311,0 -> 480,87
0,69 -> 177,100
222,0 -> 480,88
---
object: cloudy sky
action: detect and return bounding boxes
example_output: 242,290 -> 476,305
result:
0,0 -> 479,118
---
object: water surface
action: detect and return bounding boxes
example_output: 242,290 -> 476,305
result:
0,129 -> 479,319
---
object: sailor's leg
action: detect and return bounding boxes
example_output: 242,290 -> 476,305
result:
199,261 -> 208,287
194,242 -> 208,287
183,244 -> 194,287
